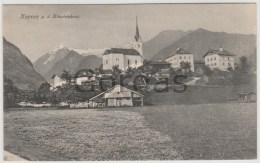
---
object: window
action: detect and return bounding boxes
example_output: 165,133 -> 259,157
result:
135,60 -> 137,65
214,57 -> 216,60
106,60 -> 108,64
223,63 -> 225,65
214,63 -> 216,66
228,57 -> 230,61
184,56 -> 186,59
128,60 -> 130,65
228,63 -> 231,66
211,58 -> 213,61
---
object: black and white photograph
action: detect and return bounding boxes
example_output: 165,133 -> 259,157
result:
2,2 -> 257,161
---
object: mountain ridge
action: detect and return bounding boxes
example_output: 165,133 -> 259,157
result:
151,28 -> 256,61
143,30 -> 192,60
34,46 -> 102,82
3,37 -> 46,90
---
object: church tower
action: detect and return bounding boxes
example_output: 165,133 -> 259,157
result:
133,16 -> 143,56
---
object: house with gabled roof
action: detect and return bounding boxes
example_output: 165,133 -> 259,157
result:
89,85 -> 144,107
165,47 -> 195,72
203,47 -> 236,71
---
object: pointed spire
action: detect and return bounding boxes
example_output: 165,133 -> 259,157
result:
135,16 -> 141,41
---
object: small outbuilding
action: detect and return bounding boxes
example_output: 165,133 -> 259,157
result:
89,85 -> 144,108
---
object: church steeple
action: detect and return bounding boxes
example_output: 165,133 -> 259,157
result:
135,16 -> 142,42
132,16 -> 143,57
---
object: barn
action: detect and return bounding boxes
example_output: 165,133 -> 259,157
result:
89,85 -> 144,108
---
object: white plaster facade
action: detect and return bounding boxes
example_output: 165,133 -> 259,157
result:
204,48 -> 236,71
165,48 -> 195,72
50,75 -> 66,90
103,51 -> 143,71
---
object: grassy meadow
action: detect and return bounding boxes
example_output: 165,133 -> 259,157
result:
4,103 -> 256,160
4,108 -> 181,161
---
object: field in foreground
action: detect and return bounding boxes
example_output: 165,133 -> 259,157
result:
132,103 -> 257,160
4,108 -> 181,161
4,103 -> 256,160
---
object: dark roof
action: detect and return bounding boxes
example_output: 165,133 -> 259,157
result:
89,85 -> 143,101
51,74 -> 60,79
176,48 -> 192,54
150,60 -> 171,65
203,49 -> 236,57
166,48 -> 192,59
103,48 -> 141,56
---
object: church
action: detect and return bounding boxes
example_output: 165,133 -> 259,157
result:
102,17 -> 143,71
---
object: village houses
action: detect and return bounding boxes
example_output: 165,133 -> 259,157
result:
203,47 -> 236,71
165,47 -> 195,72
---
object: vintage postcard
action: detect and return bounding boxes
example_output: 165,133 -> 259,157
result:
2,2 -> 257,161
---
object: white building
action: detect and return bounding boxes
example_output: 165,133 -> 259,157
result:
76,77 -> 91,85
203,48 -> 236,71
165,47 -> 195,72
89,85 -> 144,107
50,75 -> 66,90
103,17 -> 143,71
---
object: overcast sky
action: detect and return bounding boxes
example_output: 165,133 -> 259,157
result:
3,4 -> 256,62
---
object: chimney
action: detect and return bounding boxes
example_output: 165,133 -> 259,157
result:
219,47 -> 223,51
176,47 -> 180,52
158,58 -> 162,62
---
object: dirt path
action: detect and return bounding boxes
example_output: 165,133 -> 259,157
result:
185,77 -> 201,85
4,151 -> 27,161
4,131 -> 67,161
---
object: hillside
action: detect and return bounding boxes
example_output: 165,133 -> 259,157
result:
3,37 -> 45,90
143,30 -> 191,60
151,28 -> 256,61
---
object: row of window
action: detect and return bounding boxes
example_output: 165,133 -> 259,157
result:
168,56 -> 192,62
207,63 -> 217,67
207,57 -> 217,62
206,56 -> 231,62
180,56 -> 191,60
207,62 -> 232,67
104,59 -> 138,65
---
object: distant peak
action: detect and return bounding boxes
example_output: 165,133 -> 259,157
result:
196,28 -> 209,32
57,43 -> 65,49
50,43 -> 67,54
